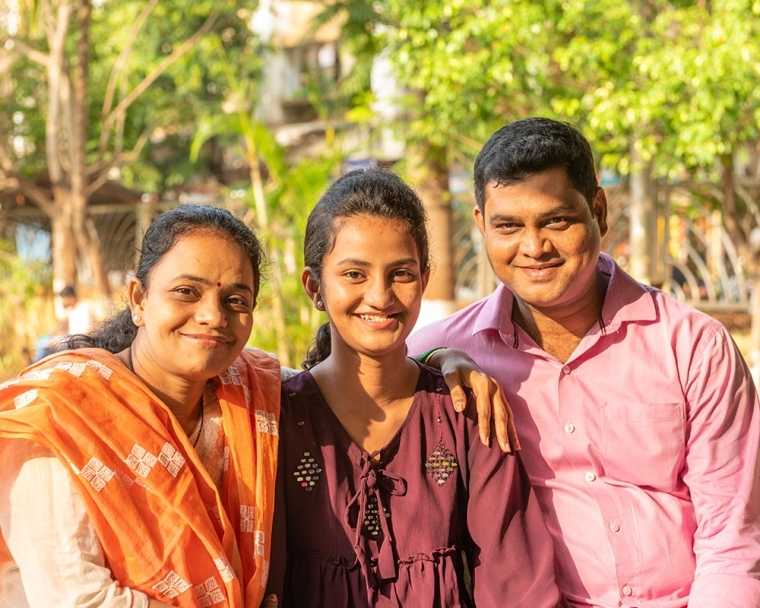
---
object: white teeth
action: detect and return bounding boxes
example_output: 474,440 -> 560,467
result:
360,314 -> 392,322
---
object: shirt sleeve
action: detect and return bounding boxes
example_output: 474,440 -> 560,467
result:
464,423 -> 565,608
683,328 -> 760,607
0,440 -> 149,608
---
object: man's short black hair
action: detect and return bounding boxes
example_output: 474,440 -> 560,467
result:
473,117 -> 599,211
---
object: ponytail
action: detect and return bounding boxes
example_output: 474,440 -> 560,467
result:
302,322 -> 331,369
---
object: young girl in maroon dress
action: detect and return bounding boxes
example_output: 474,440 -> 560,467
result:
272,169 -> 565,607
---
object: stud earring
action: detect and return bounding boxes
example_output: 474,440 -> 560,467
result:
316,300 -> 324,311
132,314 -> 141,324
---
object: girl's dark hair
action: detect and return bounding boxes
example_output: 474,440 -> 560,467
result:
302,168 -> 429,369
63,205 -> 265,354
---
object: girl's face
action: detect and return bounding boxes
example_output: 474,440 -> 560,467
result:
305,214 -> 429,362
130,229 -> 256,384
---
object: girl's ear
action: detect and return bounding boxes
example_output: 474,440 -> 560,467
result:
421,268 -> 431,294
302,268 -> 322,308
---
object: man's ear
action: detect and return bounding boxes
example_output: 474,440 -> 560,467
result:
593,187 -> 608,237
474,205 -> 486,236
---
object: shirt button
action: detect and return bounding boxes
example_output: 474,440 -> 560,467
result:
609,522 -> 620,532
622,585 -> 632,596
564,422 -> 575,434
562,366 -> 571,375
585,471 -> 596,483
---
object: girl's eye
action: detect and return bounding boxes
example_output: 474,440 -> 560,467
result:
392,269 -> 415,280
344,271 -> 364,280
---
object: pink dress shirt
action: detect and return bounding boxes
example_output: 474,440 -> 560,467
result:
407,253 -> 760,608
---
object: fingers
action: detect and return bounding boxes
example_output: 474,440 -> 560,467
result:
491,383 -> 520,453
469,371 -> 492,447
491,385 -> 510,453
260,595 -> 278,608
449,384 -> 467,412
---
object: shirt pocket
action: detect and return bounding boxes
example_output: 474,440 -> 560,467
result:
601,402 -> 685,492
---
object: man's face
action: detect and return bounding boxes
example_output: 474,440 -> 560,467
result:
474,166 -> 608,317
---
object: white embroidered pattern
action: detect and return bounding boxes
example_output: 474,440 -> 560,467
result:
219,366 -> 243,386
13,390 -> 37,409
24,368 -> 54,380
194,577 -> 224,607
81,457 -> 115,491
158,443 -> 185,477
85,360 -> 113,380
254,410 -> 278,436
125,445 -> 158,478
222,446 -> 230,472
214,555 -> 235,583
116,470 -> 136,489
152,571 -> 191,598
55,361 -> 87,377
254,530 -> 265,556
240,505 -> 255,533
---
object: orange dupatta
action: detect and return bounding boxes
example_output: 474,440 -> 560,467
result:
0,347 -> 279,607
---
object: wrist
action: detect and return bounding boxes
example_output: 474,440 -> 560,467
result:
417,347 -> 446,366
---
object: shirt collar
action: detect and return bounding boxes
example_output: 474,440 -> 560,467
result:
471,252 -> 658,341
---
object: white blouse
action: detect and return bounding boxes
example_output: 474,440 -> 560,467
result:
0,439 -> 149,607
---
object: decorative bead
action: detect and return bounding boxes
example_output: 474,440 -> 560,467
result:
362,494 -> 389,538
425,441 -> 458,486
293,451 -> 321,492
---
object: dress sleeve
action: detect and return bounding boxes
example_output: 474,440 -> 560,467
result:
464,428 -> 564,608
0,440 -> 149,608
683,328 -> 760,608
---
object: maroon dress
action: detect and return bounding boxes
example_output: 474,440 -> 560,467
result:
273,364 -> 563,607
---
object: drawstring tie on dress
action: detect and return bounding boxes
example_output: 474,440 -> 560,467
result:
344,458 -> 407,596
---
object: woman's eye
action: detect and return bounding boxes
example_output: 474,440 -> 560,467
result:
344,271 -> 363,280
227,296 -> 250,309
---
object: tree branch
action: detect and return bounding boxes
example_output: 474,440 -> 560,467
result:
98,0 -> 160,156
0,37 -> 50,67
99,6 -> 224,147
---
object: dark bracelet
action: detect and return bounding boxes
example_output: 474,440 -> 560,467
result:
417,347 -> 446,365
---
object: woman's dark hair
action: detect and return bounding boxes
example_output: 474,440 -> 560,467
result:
302,168 -> 429,369
474,117 -> 599,212
63,205 -> 265,354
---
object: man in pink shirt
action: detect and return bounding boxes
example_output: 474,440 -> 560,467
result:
408,117 -> 760,607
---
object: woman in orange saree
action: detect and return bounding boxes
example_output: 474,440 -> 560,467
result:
0,206 -> 279,607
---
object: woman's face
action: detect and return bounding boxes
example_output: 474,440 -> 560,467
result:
309,214 -> 429,361
130,229 -> 256,383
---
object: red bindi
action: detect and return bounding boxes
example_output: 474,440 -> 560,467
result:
216,282 -> 222,287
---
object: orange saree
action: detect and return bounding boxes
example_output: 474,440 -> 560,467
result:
0,347 -> 279,607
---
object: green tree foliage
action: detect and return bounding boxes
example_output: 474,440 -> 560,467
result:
0,0 -> 264,294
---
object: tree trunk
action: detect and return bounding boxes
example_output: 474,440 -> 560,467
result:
407,141 -> 457,327
51,203 -> 77,294
629,142 -> 657,285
